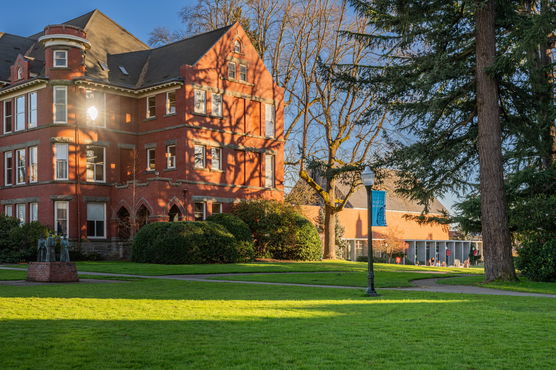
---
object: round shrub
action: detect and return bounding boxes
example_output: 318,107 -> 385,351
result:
233,200 -> 322,261
516,238 -> 556,282
205,213 -> 253,243
132,221 -> 253,264
272,215 -> 322,261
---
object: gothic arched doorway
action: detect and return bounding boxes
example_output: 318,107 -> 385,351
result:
168,204 -> 182,222
136,205 -> 150,231
117,207 -> 131,240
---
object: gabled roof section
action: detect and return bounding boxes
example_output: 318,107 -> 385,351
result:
0,33 -> 35,82
108,24 -> 233,88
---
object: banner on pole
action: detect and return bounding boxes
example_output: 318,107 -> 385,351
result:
372,190 -> 387,226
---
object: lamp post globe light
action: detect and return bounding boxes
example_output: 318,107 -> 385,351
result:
361,167 -> 378,297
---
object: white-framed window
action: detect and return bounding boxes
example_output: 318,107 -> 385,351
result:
3,100 -> 12,133
166,145 -> 176,169
15,95 -> 25,131
265,103 -> 275,137
4,151 -> 13,186
211,147 -> 222,170
194,89 -> 206,114
28,92 -> 37,128
29,146 -> 38,183
54,201 -> 69,236
4,205 -> 13,217
146,148 -> 156,170
87,203 -> 106,239
212,94 -> 222,117
53,86 -> 67,123
239,64 -> 247,82
53,50 -> 68,68
146,96 -> 156,118
265,154 -> 275,188
55,143 -> 69,180
17,67 -> 23,80
15,149 -> 26,184
16,204 -> 25,224
86,146 -> 105,182
212,202 -> 222,215
30,202 -> 38,222
234,40 -> 241,53
194,202 -> 206,221
228,62 -> 236,79
86,90 -> 106,127
194,145 -> 205,168
166,91 -> 176,115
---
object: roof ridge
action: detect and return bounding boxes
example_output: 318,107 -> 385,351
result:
85,9 -> 149,49
150,24 -> 234,51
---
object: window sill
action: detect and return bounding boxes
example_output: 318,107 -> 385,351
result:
163,168 -> 176,172
221,77 -> 255,87
144,117 -> 156,122
164,113 -> 177,117
211,169 -> 224,173
194,167 -> 210,172
191,112 -> 224,120
51,67 -> 70,70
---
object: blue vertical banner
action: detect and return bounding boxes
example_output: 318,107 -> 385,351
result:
372,190 -> 387,226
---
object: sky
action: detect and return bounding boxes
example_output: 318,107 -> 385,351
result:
1,0 -> 194,44
1,1 -> 461,214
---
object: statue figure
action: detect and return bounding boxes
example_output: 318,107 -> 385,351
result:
37,238 -> 48,262
45,234 -> 56,262
60,236 -> 70,262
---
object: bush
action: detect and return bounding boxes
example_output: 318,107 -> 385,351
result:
233,200 -> 322,261
206,213 -> 253,243
132,221 -> 254,264
516,238 -> 556,282
0,217 -> 49,263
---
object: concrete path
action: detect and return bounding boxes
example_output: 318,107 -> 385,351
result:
1,266 -> 555,298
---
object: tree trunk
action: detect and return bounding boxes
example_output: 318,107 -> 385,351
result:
475,0 -> 517,281
323,205 -> 337,259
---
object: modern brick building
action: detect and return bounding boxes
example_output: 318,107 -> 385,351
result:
0,10 -> 284,257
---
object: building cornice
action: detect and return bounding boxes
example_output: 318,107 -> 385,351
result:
73,79 -> 184,98
0,79 -> 49,99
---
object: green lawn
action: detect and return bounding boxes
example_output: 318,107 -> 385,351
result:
207,271 -> 458,288
437,275 -> 556,295
0,278 -> 555,369
2,260 -> 484,276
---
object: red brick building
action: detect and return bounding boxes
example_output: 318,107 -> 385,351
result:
0,10 -> 284,257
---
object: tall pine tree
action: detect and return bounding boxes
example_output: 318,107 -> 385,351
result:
343,0 -> 554,281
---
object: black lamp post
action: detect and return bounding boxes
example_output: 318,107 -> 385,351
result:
362,167 -> 378,297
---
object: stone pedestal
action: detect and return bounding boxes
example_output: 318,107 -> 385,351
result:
27,262 -> 79,282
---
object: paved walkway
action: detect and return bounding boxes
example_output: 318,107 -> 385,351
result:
1,266 -> 555,298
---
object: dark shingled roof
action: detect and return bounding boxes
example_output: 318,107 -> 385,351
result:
107,25 -> 233,88
0,33 -> 35,82
1,10 -> 233,89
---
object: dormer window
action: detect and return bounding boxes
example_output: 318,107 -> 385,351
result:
234,40 -> 241,53
17,67 -> 22,80
53,50 -> 68,68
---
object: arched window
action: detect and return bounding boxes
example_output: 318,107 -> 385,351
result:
117,207 -> 131,240
234,40 -> 241,53
168,204 -> 182,222
17,67 -> 22,80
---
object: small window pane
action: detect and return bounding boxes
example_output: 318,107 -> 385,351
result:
166,145 -> 176,169
54,50 -> 67,67
194,202 -> 206,221
147,96 -> 156,118
228,62 -> 236,79
147,148 -> 156,170
240,65 -> 247,82
194,90 -> 206,114
212,94 -> 222,117
166,92 -> 176,115
211,147 -> 222,170
212,202 -> 222,215
194,145 -> 205,168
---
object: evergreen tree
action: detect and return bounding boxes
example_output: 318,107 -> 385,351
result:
343,0 -> 554,281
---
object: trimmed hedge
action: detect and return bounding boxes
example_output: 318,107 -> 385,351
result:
232,200 -> 322,261
132,221 -> 254,264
